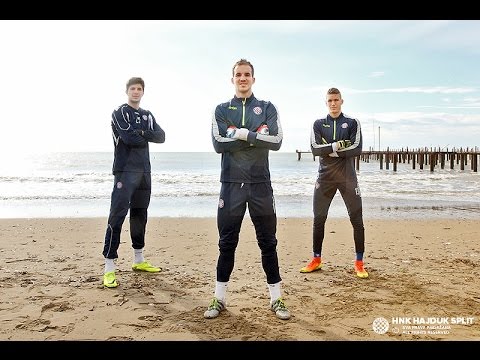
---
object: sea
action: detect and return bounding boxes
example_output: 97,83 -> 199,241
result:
1,152 -> 480,219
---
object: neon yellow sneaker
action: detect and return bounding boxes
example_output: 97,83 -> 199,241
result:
354,260 -> 369,278
300,257 -> 322,273
103,271 -> 118,288
131,261 -> 162,273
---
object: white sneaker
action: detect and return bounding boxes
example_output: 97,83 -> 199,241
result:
204,297 -> 226,319
271,298 -> 291,320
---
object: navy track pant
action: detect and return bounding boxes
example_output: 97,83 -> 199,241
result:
216,182 -> 281,284
103,171 -> 151,259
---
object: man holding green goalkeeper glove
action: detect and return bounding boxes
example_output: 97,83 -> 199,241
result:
300,87 -> 368,279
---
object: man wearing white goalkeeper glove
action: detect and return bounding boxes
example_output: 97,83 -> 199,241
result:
207,58 -> 289,321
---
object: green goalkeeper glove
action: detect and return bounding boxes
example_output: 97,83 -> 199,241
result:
336,140 -> 352,150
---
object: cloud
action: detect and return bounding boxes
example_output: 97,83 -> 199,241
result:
351,87 -> 476,94
369,71 -> 385,78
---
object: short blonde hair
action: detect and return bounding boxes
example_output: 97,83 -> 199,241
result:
327,87 -> 341,97
232,59 -> 254,77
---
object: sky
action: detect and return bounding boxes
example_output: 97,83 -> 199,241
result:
1,20 -> 480,155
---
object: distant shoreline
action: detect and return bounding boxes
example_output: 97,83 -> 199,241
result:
1,196 -> 479,220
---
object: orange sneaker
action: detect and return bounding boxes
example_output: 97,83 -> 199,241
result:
300,257 -> 322,273
354,260 -> 369,278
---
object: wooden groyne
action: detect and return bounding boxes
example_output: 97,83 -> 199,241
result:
296,147 -> 479,172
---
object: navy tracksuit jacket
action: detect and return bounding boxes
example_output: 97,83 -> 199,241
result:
103,103 -> 165,259
310,112 -> 365,255
211,94 -> 284,284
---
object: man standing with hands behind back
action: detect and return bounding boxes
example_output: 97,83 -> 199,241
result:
102,77 -> 165,288
206,58 -> 290,320
300,87 -> 368,279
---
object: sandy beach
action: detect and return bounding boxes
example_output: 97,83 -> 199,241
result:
0,217 -> 479,341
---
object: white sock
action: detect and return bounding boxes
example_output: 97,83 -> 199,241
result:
134,248 -> 145,264
104,258 -> 115,273
268,282 -> 282,303
214,281 -> 228,302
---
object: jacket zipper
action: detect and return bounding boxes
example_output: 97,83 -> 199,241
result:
242,98 -> 246,127
333,118 -> 337,141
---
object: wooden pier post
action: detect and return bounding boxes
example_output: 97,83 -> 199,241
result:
293,148 -> 478,173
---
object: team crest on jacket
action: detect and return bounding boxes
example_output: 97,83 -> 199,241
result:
253,106 -> 262,115
342,122 -> 348,129
116,181 -> 123,189
218,198 -> 224,208
142,115 -> 148,121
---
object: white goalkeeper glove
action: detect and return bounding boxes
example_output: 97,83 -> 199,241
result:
256,124 -> 269,135
232,128 -> 249,141
226,126 -> 237,138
